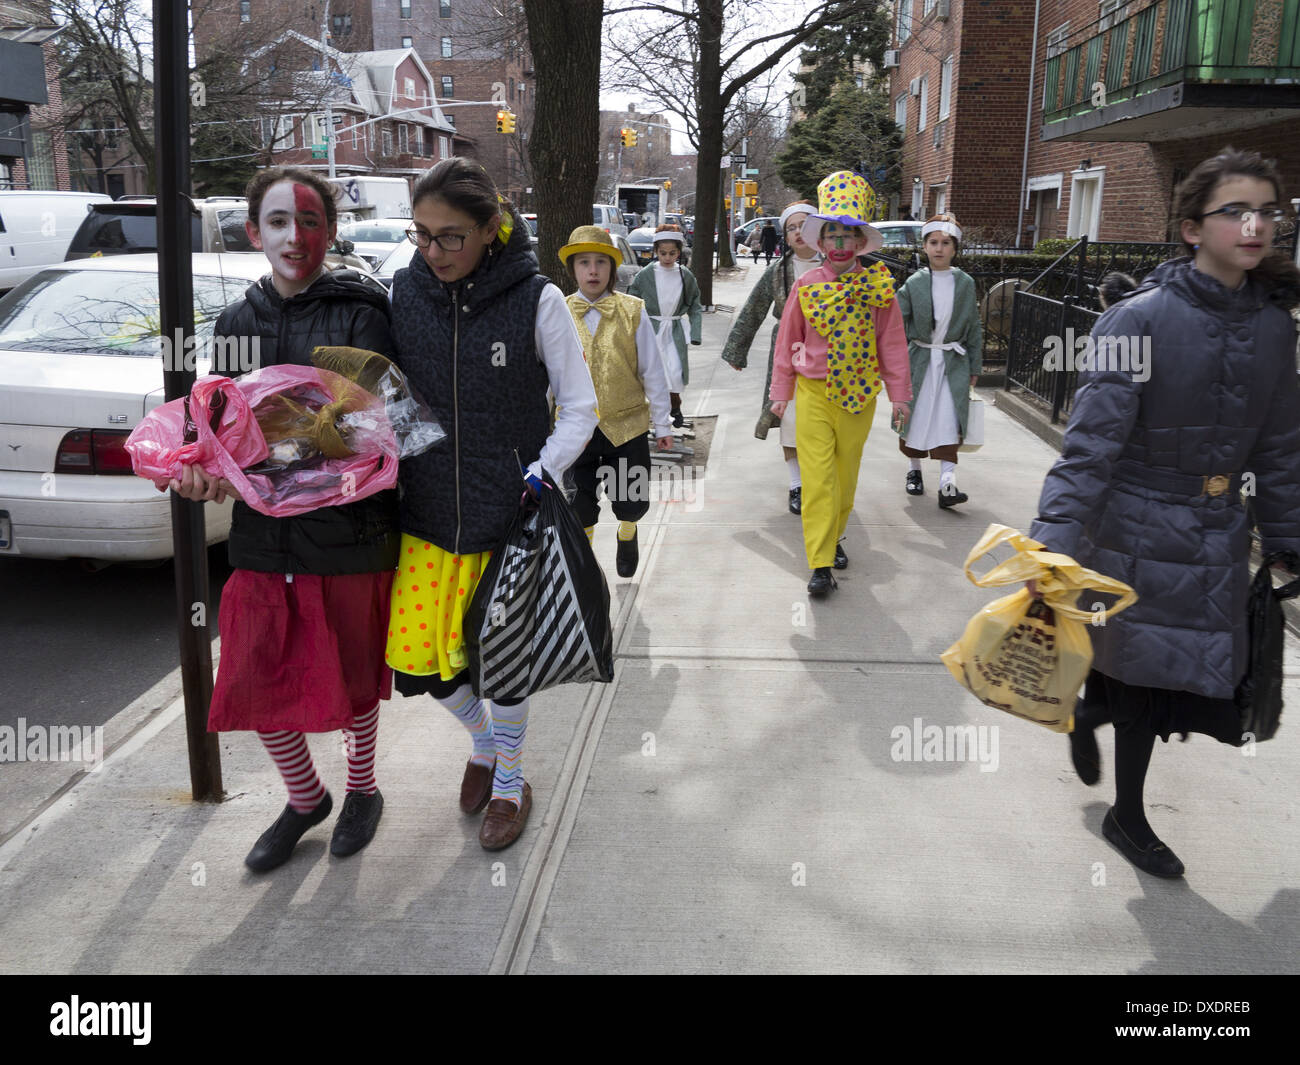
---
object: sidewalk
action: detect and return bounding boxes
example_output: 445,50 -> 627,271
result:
1,264 -> 1296,975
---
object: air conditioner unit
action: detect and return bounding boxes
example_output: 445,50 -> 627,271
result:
937,0 -> 951,19
909,77 -> 921,96
884,49 -> 901,69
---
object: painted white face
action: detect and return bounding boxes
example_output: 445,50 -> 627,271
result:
248,180 -> 332,284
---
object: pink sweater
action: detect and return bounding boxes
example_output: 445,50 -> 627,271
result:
769,263 -> 912,405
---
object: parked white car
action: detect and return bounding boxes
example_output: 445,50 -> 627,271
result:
0,253 -> 275,562
337,216 -> 416,270
0,190 -> 112,293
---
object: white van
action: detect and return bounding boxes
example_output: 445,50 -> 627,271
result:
327,176 -> 412,221
0,191 -> 113,292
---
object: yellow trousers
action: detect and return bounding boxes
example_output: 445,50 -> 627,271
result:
795,374 -> 876,569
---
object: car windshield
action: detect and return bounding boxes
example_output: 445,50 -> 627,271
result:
0,268 -> 238,356
72,210 -> 202,254
524,216 -> 538,235
340,221 -> 410,243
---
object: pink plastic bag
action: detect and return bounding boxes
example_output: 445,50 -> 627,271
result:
126,367 -> 399,518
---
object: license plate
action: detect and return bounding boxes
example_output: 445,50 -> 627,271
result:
0,512 -> 11,550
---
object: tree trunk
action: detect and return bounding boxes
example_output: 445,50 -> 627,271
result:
523,0 -> 602,292
691,0 -> 725,306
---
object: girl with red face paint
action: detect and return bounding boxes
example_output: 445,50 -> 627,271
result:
175,166 -> 401,873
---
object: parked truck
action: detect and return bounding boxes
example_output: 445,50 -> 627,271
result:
326,176 -> 412,222
616,184 -> 665,229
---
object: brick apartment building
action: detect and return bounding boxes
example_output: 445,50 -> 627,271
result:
204,0 -> 534,203
890,0 -> 1300,245
597,105 -> 675,203
0,3 -> 69,191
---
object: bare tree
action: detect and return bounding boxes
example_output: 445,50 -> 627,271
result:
604,0 -> 883,304
523,0 -> 603,291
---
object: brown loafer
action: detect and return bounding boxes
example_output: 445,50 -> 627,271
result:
459,757 -> 495,815
479,782 -> 532,851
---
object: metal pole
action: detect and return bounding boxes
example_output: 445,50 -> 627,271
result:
323,0 -> 336,178
1076,234 -> 1087,301
1052,295 -> 1071,423
155,0 -> 223,802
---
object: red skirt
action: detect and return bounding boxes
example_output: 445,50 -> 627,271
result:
209,569 -> 394,733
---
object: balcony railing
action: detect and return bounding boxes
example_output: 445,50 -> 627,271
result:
1044,0 -> 1300,126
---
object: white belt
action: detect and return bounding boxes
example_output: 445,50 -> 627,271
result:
649,312 -> 689,325
917,340 -> 967,355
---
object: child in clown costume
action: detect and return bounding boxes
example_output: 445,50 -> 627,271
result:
770,172 -> 912,597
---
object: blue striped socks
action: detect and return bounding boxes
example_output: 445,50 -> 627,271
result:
438,683 -> 495,768
491,698 -> 529,806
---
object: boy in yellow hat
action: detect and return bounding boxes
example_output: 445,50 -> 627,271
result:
559,225 -> 675,578
770,172 -> 912,596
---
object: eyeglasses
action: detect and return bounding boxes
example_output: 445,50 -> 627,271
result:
406,222 -> 481,250
1197,205 -> 1287,225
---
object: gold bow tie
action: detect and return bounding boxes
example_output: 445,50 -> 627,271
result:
569,293 -> 619,318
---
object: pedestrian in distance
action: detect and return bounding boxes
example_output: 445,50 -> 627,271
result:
175,166 -> 400,873
628,223 -> 703,428
770,171 -> 912,597
387,158 -> 598,850
559,225 -> 675,579
895,213 -> 983,508
759,220 -> 779,265
721,199 -> 821,515
1028,147 -> 1300,878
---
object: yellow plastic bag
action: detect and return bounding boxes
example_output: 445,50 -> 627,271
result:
940,524 -> 1137,732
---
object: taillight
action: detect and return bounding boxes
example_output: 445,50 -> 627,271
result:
54,429 -> 132,474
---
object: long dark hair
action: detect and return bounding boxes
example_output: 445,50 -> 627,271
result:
1173,147 -> 1300,308
412,157 -> 514,234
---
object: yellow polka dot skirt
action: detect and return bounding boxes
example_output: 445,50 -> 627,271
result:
385,534 -> 493,680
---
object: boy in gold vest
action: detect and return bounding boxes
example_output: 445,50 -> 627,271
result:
560,226 -> 675,578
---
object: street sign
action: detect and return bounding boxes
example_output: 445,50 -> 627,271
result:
311,143 -> 326,158
731,154 -> 747,164
332,114 -> 343,126
745,167 -> 759,176
720,155 -> 731,168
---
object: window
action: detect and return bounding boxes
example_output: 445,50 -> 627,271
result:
1067,167 -> 1105,239
853,72 -> 864,90
917,75 -> 929,132
400,0 -> 411,18
910,179 -> 923,218
895,94 -> 907,137
939,55 -> 952,120
367,122 -> 374,151
331,13 -> 351,36
897,0 -> 911,44
382,127 -> 393,156
441,135 -> 451,158
1098,0 -> 1127,31
924,0 -> 936,14
441,37 -> 452,58
933,186 -> 947,214
441,75 -> 454,98
441,0 -> 452,17
240,0 -> 250,22
399,124 -> 409,154
262,115 -> 293,148
352,119 -> 360,149
1046,23 -> 1070,59
402,36 -> 413,48
404,77 -> 415,98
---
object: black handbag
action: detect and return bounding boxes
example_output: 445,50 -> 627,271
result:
1234,550 -> 1300,742
463,476 -> 615,701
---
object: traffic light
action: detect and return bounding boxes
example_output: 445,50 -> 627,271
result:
663,179 -> 672,190
734,182 -> 744,199
620,127 -> 638,147
496,110 -> 516,134
747,196 -> 758,208
744,181 -> 758,195
724,197 -> 732,209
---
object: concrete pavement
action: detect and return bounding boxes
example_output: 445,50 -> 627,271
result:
0,263 -> 1296,975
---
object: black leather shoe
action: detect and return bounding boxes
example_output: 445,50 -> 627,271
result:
1102,808 -> 1185,878
905,469 -> 924,496
788,487 -> 802,515
245,791 -> 333,873
1069,698 -> 1101,786
833,542 -> 848,570
807,567 -> 837,597
938,483 -> 969,509
616,528 -> 639,578
330,789 -> 384,858
671,407 -> 685,428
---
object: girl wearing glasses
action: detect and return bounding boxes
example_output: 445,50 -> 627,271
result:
721,200 -> 820,515
387,158 -> 597,851
1029,147 -> 1300,878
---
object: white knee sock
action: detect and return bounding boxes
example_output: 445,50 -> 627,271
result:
940,460 -> 957,487
786,456 -> 801,489
908,457 -> 922,472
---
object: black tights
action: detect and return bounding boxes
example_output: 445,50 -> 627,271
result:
394,668 -> 526,707
1080,671 -> 1241,846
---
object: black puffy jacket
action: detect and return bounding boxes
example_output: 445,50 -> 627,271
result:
213,270 -> 400,575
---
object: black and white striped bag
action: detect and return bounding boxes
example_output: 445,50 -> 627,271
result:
464,482 -> 615,700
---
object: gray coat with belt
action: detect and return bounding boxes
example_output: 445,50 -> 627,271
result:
1029,257 -> 1300,699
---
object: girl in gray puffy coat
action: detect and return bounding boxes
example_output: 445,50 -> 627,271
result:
1029,148 -> 1300,879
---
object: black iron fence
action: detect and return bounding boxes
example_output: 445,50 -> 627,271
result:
1006,292 -> 1101,422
